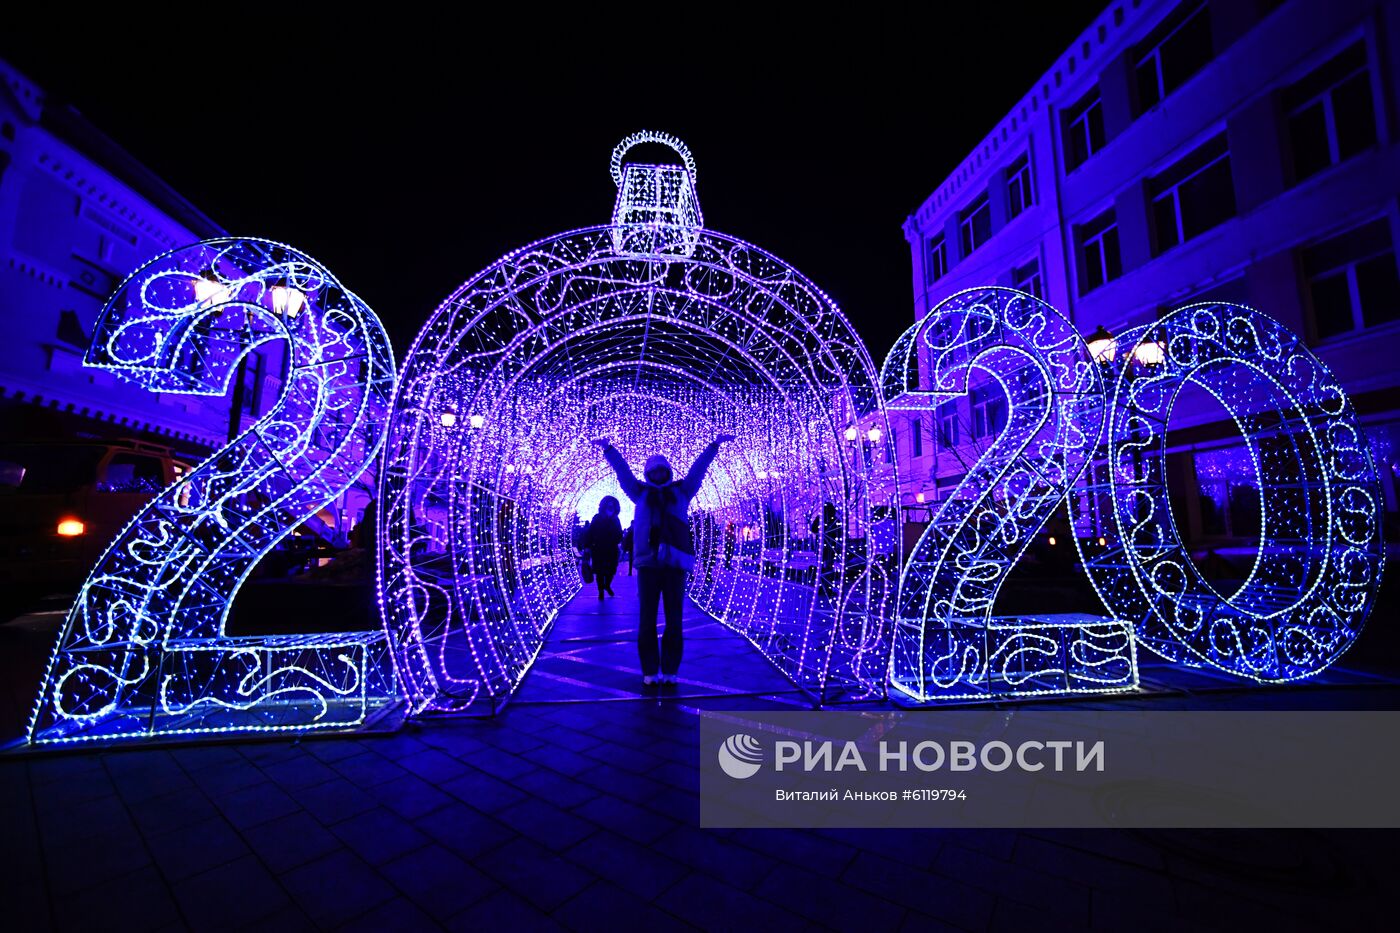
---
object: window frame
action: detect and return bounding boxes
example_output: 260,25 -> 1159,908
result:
1012,258 -> 1043,300
1302,219 -> 1400,341
1149,134 -> 1235,254
1134,0 -> 1213,112
1007,153 -> 1034,219
1063,91 -> 1106,171
970,384 -> 1008,440
936,400 -> 960,448
1284,42 -> 1377,183
925,234 -> 948,285
1078,210 -> 1122,295
959,193 -> 993,256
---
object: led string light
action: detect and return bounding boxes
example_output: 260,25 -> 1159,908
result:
378,133 -> 898,713
27,238 -> 397,745
880,287 -> 1137,702
27,147 -> 1376,746
1074,303 -> 1385,681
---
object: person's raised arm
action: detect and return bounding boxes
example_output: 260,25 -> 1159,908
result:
592,438 -> 643,501
680,434 -> 734,498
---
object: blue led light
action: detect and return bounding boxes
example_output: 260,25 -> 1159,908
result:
1076,302 -> 1385,682
27,238 -> 398,745
377,133 -> 899,713
881,287 -> 1138,702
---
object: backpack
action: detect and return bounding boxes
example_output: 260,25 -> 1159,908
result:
646,485 -> 695,572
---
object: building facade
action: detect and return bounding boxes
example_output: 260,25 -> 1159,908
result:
0,58 -> 289,455
894,0 -> 1400,542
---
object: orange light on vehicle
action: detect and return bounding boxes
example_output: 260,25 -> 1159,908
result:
57,518 -> 86,537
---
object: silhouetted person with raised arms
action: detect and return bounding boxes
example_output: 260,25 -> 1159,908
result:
593,435 -> 733,689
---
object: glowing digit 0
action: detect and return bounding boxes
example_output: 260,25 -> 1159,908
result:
1077,302 -> 1385,681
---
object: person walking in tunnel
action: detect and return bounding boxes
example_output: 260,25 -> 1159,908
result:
593,435 -> 734,688
583,496 -> 623,599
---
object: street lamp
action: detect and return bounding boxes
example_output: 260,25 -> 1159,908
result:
1133,335 -> 1166,366
1087,324 -> 1116,363
270,285 -> 306,318
843,425 -> 859,443
193,276 -> 230,307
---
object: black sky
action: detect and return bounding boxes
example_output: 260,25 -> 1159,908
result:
3,10 -> 1104,361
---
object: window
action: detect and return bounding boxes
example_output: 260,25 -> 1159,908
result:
959,194 -> 992,255
936,400 -> 960,447
1135,1 -> 1213,112
1063,90 -> 1105,171
239,351 -> 265,416
102,454 -> 164,493
1012,258 -> 1043,299
911,418 -> 924,458
1150,134 -> 1236,253
1007,154 -> 1034,218
1285,43 -> 1376,184
971,384 -> 1008,440
1303,220 -> 1400,340
935,472 -> 967,501
1077,210 -> 1122,294
925,235 -> 948,285
57,310 -> 88,349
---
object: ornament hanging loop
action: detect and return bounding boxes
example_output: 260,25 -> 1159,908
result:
610,130 -> 697,188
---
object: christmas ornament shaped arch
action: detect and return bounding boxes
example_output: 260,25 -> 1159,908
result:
378,135 -> 899,713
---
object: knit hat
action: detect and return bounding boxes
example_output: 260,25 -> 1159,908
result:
644,454 -> 672,477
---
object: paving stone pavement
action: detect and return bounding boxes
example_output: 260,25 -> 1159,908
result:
4,573 -> 1399,931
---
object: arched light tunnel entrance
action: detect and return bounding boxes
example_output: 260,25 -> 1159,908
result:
378,134 -> 899,714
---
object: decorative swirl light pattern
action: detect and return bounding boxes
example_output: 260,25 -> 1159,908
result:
1075,302 -> 1385,682
378,135 -> 898,714
881,288 -> 1137,701
27,239 -> 397,745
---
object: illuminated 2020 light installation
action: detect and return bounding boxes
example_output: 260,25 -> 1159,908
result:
377,132 -> 899,713
27,239 -> 397,745
880,287 -> 1137,702
1074,303 -> 1385,682
21,140 -> 1389,746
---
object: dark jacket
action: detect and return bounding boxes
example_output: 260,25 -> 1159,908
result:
602,441 -> 719,568
584,514 -> 623,552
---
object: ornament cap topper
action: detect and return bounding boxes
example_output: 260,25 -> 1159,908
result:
610,130 -> 703,259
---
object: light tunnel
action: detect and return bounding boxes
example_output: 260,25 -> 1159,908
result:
378,135 -> 899,713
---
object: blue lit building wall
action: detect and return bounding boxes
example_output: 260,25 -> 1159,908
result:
0,59 -> 280,454
898,0 -> 1400,531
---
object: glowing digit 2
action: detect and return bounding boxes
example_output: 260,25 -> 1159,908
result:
882,287 -> 1137,702
27,238 -> 398,744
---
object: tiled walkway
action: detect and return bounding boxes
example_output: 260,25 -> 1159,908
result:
3,579 -> 1399,931
514,570 -> 803,707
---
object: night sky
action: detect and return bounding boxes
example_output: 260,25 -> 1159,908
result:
3,10 -> 1103,360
